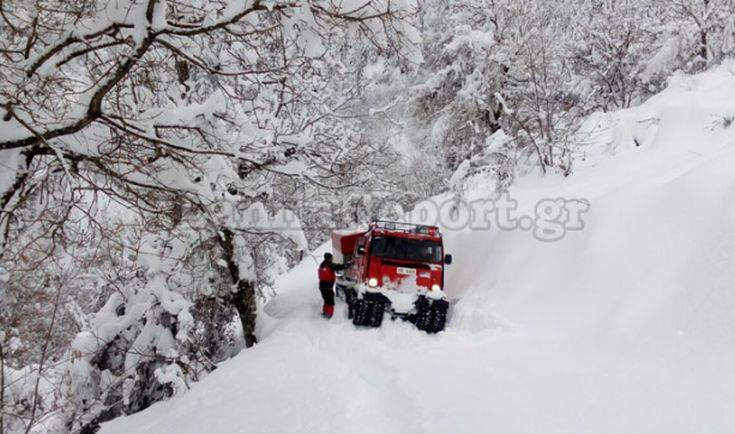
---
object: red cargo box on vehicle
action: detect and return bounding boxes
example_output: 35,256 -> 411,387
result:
331,229 -> 365,264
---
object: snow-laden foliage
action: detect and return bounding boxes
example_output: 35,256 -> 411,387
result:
66,226 -> 237,431
664,0 -> 735,70
365,0 -> 735,196
411,0 -> 506,172
0,0 -> 420,431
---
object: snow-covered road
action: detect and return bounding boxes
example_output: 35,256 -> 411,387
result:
101,255 -> 735,434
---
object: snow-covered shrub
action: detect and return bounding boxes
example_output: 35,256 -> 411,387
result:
66,226 -> 251,431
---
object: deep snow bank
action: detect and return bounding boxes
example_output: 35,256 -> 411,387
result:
447,64 -> 735,352
102,64 -> 735,434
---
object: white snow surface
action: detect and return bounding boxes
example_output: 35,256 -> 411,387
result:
102,65 -> 735,434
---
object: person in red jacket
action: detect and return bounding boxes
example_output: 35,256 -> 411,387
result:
318,252 -> 349,318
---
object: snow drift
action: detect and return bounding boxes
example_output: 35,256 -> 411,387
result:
101,64 -> 735,434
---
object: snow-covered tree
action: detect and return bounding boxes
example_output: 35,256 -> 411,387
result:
0,0 -> 419,430
567,0 -> 660,111
668,0 -> 735,68
412,0 -> 505,169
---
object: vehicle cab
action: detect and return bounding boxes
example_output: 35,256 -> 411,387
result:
335,221 -> 452,294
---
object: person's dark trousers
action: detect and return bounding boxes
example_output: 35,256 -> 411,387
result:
319,280 -> 335,317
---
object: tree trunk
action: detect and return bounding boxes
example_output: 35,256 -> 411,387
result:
217,228 -> 258,347
231,280 -> 258,348
700,28 -> 708,64
700,0 -> 710,64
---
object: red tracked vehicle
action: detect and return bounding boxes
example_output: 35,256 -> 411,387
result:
332,221 -> 453,333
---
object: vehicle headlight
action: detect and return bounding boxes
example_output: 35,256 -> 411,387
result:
368,277 -> 379,287
431,284 -> 441,292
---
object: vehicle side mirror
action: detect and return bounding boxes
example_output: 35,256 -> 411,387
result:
357,246 -> 366,256
444,254 -> 453,265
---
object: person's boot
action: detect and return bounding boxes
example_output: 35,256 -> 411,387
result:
324,304 -> 334,319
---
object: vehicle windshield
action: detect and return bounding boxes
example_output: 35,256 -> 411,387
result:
370,236 -> 442,263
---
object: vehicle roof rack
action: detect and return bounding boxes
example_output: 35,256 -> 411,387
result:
370,220 -> 440,235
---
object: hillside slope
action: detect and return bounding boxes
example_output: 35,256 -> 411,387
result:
102,65 -> 735,434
